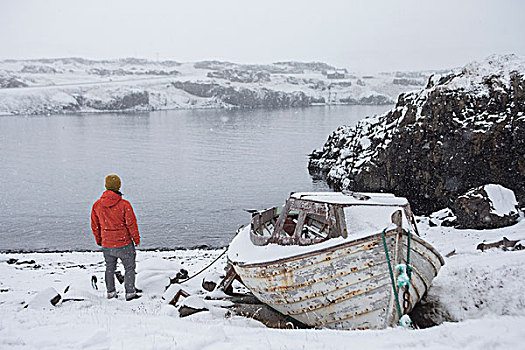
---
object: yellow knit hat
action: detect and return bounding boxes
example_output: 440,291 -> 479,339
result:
105,175 -> 121,191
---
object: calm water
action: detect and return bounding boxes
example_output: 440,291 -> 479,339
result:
0,105 -> 392,252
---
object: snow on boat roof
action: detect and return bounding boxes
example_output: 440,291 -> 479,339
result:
227,192 -> 411,265
228,225 -> 354,266
291,192 -> 409,206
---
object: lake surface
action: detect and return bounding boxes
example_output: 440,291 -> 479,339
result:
0,105 -> 392,252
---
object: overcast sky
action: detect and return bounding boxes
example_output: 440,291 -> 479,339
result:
1,0 -> 524,72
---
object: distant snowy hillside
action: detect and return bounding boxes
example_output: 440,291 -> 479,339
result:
309,54 -> 525,214
0,57 -> 445,115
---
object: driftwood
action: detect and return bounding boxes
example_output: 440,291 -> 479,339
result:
168,288 -> 190,306
205,293 -> 308,329
216,264 -> 238,294
477,237 -> 524,252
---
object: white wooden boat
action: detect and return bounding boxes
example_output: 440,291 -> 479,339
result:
227,192 -> 444,330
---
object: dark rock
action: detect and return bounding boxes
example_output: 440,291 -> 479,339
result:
177,295 -> 209,317
79,90 -> 149,111
15,260 -> 36,265
329,81 -> 352,88
309,55 -> 525,214
171,81 -> 312,108
171,81 -> 218,98
201,279 -> 217,292
275,61 -> 340,73
178,305 -> 208,317
218,87 -> 311,108
454,185 -> 519,229
339,94 -> 394,105
207,69 -> 270,83
50,293 -> 61,306
409,296 -> 456,329
429,208 -> 458,227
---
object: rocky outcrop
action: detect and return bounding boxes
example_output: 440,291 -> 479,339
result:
170,81 -> 218,98
207,69 -> 270,83
309,55 -> 525,214
171,81 -> 311,108
274,61 -> 339,73
0,76 -> 27,88
339,94 -> 394,105
221,87 -> 311,108
76,90 -> 150,111
454,184 -> 519,229
21,65 -> 61,74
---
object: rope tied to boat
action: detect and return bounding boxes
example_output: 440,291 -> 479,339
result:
180,248 -> 228,284
381,228 -> 413,328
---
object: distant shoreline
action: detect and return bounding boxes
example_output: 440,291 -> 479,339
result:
0,102 -> 396,118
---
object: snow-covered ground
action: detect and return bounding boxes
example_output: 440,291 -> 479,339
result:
0,58 -> 445,115
1,216 -> 524,349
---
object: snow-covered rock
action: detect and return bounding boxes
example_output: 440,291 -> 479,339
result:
454,184 -> 520,229
309,54 -> 525,214
429,208 -> 457,227
26,287 -> 61,309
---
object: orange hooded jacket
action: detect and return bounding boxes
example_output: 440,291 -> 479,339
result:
91,190 -> 140,248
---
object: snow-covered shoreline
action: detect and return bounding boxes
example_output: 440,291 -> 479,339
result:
0,58 -> 444,116
2,217 -> 524,349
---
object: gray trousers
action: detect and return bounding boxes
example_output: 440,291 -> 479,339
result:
103,244 -> 136,294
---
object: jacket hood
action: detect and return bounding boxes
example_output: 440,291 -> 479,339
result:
99,190 -> 122,208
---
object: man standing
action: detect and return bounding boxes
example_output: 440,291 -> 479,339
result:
91,174 -> 141,301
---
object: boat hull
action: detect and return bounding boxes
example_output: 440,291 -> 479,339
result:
231,230 -> 444,330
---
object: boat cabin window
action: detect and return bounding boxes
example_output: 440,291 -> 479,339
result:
250,200 -> 345,246
299,213 -> 330,241
251,206 -> 279,238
